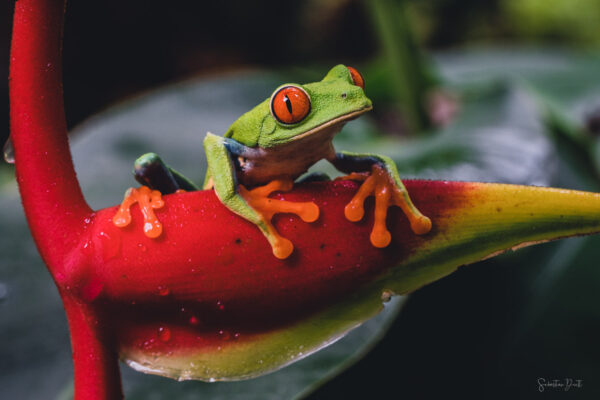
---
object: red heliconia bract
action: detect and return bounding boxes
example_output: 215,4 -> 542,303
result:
10,1 -> 600,399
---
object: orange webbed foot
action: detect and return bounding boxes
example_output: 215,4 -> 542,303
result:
113,186 -> 165,238
239,179 -> 320,259
342,165 -> 431,248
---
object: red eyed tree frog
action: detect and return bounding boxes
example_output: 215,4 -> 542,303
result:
113,65 -> 431,259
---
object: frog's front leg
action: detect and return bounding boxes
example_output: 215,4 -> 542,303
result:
133,152 -> 199,194
204,133 -> 319,259
113,153 -> 200,238
329,151 -> 431,247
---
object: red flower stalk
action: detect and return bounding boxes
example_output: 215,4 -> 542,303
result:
9,1 -> 600,399
10,0 -> 120,398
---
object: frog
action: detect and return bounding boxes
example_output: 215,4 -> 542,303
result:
113,65 -> 431,259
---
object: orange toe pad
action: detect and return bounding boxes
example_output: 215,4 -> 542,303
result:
343,165 -> 431,248
240,179 -> 320,259
113,186 -> 165,238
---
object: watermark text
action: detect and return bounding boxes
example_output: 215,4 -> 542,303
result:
538,378 -> 583,392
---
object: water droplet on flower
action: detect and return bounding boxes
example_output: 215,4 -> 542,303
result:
98,231 -> 121,260
157,286 -> 170,296
3,138 -> 14,164
137,243 -> 147,252
218,330 -> 230,341
189,316 -> 199,326
216,300 -> 224,310
81,240 -> 93,255
233,332 -> 240,340
158,326 -> 171,342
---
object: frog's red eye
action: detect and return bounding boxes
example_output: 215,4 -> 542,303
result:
347,66 -> 365,90
270,86 -> 311,124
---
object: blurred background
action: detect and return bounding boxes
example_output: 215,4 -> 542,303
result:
2,0 -> 600,398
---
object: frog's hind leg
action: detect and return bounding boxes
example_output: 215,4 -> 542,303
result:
133,152 -> 199,194
330,151 -> 431,247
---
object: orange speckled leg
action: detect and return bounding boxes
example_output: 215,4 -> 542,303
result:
239,179 -> 319,259
113,186 -> 165,238
343,165 -> 431,248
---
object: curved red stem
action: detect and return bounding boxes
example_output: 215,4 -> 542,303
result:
62,294 -> 123,400
10,0 -> 92,272
10,1 -> 122,398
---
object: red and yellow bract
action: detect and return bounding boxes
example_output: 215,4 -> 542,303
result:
9,0 -> 600,399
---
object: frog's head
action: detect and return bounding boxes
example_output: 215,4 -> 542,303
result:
225,65 -> 372,148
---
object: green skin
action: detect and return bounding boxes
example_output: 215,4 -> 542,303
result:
133,65 -> 424,254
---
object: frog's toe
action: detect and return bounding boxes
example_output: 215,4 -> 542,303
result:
299,202 -> 320,223
344,199 -> 365,222
239,179 -> 320,259
112,186 -> 165,238
409,215 -> 432,235
344,164 -> 431,248
274,179 -> 294,192
272,236 -> 294,260
370,227 -> 392,248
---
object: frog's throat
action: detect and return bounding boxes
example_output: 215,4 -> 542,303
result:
289,106 -> 373,142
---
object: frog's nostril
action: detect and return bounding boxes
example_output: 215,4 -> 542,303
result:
341,93 -> 347,99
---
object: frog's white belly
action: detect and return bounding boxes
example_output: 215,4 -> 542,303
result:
237,128 -> 337,187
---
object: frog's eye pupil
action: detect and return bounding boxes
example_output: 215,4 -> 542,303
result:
283,95 -> 293,114
270,86 -> 311,124
347,66 -> 365,90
